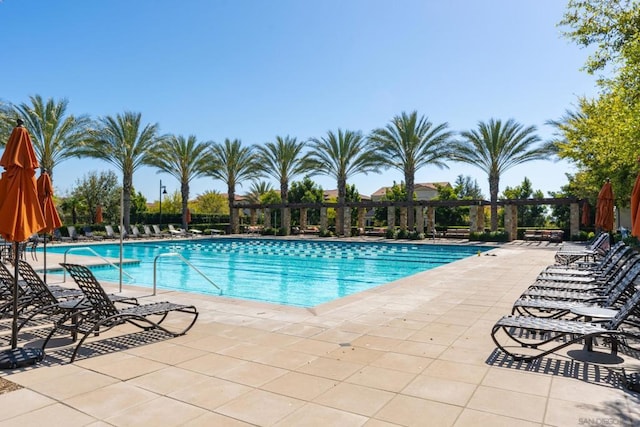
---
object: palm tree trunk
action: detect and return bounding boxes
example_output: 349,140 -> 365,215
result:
489,175 -> 499,231
181,182 -> 189,230
405,172 -> 415,230
228,184 -> 237,234
122,173 -> 133,230
281,180 -> 289,235
337,177 -> 346,236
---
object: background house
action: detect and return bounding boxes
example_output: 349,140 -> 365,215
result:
370,182 -> 451,201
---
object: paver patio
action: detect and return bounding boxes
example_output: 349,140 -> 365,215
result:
0,239 -> 639,426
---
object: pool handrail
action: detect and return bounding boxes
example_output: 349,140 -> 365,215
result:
153,252 -> 222,296
62,246 -> 135,283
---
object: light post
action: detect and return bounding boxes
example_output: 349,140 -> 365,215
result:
159,180 -> 167,227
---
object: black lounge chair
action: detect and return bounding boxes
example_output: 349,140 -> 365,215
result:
67,226 -> 89,241
491,288 -> 640,361
512,262 -> 640,319
43,263 -> 198,362
14,260 -> 138,331
554,232 -> 611,265
83,227 -> 104,241
104,225 -> 118,239
521,253 -> 640,295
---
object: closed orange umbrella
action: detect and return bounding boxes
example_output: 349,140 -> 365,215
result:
632,170 -> 640,237
595,180 -> 614,232
0,126 -> 46,242
36,171 -> 62,284
0,121 -> 46,368
186,208 -> 192,224
36,172 -> 62,233
581,200 -> 591,227
95,205 -> 103,224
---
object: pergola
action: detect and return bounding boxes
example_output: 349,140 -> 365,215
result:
232,197 -> 582,241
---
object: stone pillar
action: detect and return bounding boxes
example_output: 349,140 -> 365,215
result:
469,205 -> 485,233
387,206 -> 395,230
357,208 -> 366,231
320,207 -> 328,231
282,207 -> 291,235
300,208 -> 308,229
343,207 -> 351,236
250,208 -> 257,226
264,208 -> 271,229
426,207 -> 435,235
503,204 -> 518,241
335,207 -> 343,235
570,202 -> 579,240
399,207 -> 407,231
416,207 -> 425,233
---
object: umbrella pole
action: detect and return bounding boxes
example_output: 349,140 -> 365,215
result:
10,243 -> 19,349
43,234 -> 47,284
0,242 -> 46,369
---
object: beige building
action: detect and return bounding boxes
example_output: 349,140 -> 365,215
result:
370,182 -> 451,201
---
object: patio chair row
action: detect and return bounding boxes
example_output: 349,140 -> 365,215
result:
490,241 -> 640,364
0,260 -> 199,363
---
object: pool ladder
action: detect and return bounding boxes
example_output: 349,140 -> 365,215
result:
153,252 -> 222,296
62,246 -> 135,282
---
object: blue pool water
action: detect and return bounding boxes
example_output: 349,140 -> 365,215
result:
42,238 -> 492,307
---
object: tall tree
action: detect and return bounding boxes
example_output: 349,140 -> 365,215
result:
454,175 -> 484,200
147,134 -> 211,230
502,177 -> 548,227
560,0 -> 640,75
71,170 -> 121,224
308,129 -> 383,236
288,176 -> 324,225
551,2 -> 640,203
449,119 -> 552,231
246,180 -> 274,204
369,111 -> 453,230
13,95 -> 91,179
256,136 -> 311,235
0,99 -> 14,144
207,139 -> 259,233
76,111 -> 161,230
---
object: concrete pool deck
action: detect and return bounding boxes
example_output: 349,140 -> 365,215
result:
0,239 -> 639,426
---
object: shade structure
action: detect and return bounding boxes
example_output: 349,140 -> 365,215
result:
186,208 -> 192,224
0,123 -> 47,369
95,205 -> 103,224
595,180 -> 615,232
632,171 -> 640,237
581,200 -> 591,227
37,171 -> 63,284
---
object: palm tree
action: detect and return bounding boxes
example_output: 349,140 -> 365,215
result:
246,180 -> 274,204
13,95 -> 91,179
147,135 -> 211,230
207,139 -> 259,234
77,111 -> 161,230
308,129 -> 383,236
255,136 -> 311,234
449,118 -> 553,231
0,99 -> 15,144
369,111 -> 453,230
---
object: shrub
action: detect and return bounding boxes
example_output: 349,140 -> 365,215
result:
408,230 -> 425,240
319,228 -> 332,237
396,229 -> 409,239
385,228 -> 397,239
261,227 -> 277,236
469,230 -> 509,242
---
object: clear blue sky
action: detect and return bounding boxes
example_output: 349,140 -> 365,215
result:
0,0 -> 598,203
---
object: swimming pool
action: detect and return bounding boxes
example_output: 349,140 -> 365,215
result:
42,238 -> 493,307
